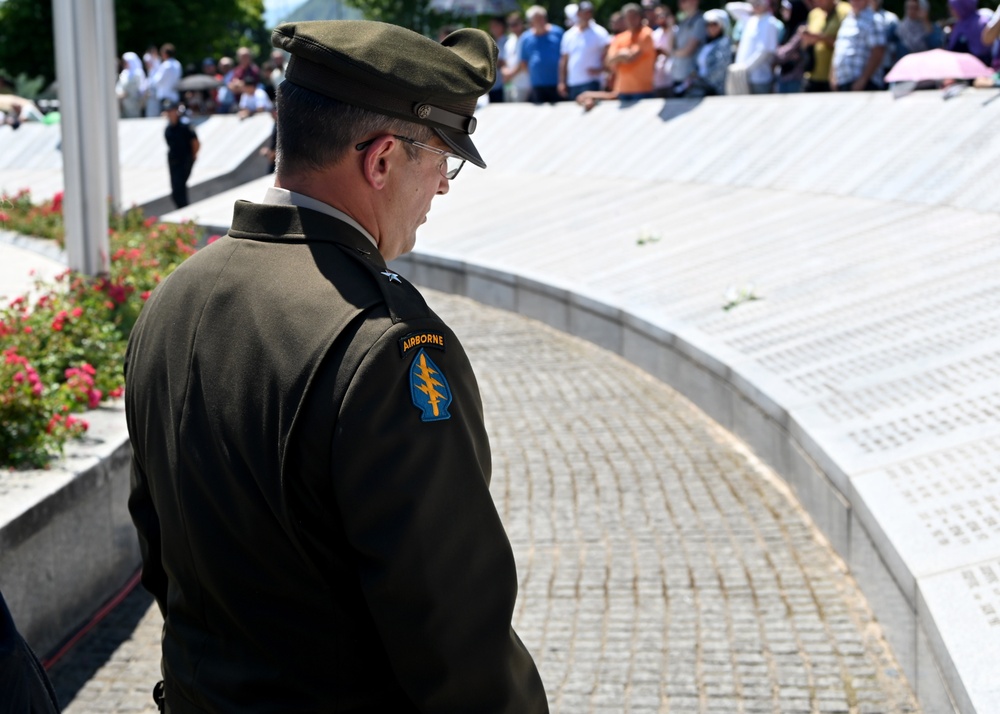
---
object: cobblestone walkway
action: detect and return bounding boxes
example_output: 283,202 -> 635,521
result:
49,290 -> 919,713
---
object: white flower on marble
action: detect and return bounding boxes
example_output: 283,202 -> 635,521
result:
636,226 -> 662,246
723,283 -> 762,311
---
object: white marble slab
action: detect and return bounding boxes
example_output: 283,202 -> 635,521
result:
0,114 -> 274,206
852,438 -> 1000,597
919,561 -> 1000,713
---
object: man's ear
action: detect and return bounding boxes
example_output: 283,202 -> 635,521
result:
361,135 -> 397,191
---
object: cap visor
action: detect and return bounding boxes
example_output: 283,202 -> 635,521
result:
434,126 -> 486,169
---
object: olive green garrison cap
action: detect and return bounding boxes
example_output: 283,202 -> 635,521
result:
272,21 -> 497,168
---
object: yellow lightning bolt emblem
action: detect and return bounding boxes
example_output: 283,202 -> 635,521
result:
410,348 -> 452,421
415,354 -> 445,416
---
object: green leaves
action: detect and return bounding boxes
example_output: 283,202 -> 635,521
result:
0,0 -> 267,86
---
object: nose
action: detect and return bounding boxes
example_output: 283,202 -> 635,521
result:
436,173 -> 450,196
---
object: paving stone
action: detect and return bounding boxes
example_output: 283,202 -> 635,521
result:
48,290 -> 920,713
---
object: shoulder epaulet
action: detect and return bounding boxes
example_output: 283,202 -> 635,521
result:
334,245 -> 432,324
379,268 -> 433,323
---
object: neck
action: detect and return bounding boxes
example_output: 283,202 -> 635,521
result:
275,169 -> 379,246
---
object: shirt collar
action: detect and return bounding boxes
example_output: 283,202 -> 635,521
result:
261,186 -> 378,250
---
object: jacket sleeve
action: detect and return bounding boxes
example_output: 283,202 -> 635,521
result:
329,317 -> 548,714
127,453 -> 168,617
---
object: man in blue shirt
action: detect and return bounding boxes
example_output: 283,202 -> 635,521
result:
518,5 -> 565,103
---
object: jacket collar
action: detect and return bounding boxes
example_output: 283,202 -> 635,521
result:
227,200 -> 387,270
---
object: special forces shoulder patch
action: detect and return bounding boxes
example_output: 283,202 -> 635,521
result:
410,348 -> 452,422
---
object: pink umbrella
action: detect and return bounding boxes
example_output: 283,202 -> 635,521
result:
885,49 -> 995,83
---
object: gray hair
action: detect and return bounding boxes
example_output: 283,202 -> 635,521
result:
526,5 -> 548,20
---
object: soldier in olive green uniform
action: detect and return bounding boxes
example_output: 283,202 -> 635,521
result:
125,21 -> 548,713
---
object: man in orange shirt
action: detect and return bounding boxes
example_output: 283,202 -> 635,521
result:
606,3 -> 656,99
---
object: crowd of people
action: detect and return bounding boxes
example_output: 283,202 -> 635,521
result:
113,42 -> 283,208
484,0 -> 1000,109
8,7 -> 994,207
109,1 -> 1000,123
114,42 -> 285,119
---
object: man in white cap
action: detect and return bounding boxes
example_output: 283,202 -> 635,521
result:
564,2 -> 579,26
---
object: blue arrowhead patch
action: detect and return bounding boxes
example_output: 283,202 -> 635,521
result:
410,348 -> 452,421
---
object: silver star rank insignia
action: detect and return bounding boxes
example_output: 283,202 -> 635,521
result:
381,271 -> 402,284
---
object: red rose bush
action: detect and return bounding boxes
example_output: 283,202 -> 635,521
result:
0,190 -> 199,468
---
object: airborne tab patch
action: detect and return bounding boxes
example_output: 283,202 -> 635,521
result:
399,331 -> 446,357
410,348 -> 452,422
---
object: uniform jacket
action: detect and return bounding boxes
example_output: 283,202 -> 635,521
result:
0,586 -> 60,714
125,201 -> 548,713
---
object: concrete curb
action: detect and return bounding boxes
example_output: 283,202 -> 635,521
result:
0,403 -> 138,657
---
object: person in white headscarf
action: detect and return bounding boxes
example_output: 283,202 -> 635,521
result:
116,51 -> 146,119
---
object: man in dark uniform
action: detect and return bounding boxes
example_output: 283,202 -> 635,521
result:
125,20 -> 549,714
0,586 -> 60,713
162,100 -> 199,208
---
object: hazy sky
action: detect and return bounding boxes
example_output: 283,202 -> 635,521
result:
264,0 -> 303,27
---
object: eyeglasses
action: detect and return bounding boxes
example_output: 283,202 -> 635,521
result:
355,135 -> 465,180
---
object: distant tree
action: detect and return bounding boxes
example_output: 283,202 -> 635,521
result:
0,0 -> 266,86
12,73 -> 46,100
345,0 -> 431,33
116,0 -> 268,68
0,0 -> 54,88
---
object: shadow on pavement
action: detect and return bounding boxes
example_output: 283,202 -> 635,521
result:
46,586 -> 155,709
